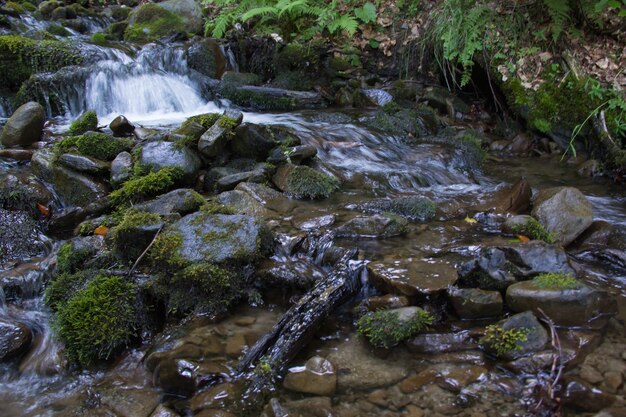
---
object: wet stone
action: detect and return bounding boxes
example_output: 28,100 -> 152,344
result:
293,214 -> 336,231
368,259 -> 457,297
190,382 -> 241,413
140,141 -> 202,183
562,378 -> 615,412
283,356 -> 337,396
96,385 -> 160,417
0,209 -> 45,266
448,287 -> 503,319
153,358 -> 197,397
110,151 -> 132,185
0,318 -> 32,361
225,333 -> 247,358
58,153 -> 110,175
149,405 -> 178,417
134,188 -> 204,216
406,330 -> 476,354
335,214 -> 408,239
483,311 -> 548,360
109,115 -> 135,136
435,365 -> 487,393
366,294 -> 410,311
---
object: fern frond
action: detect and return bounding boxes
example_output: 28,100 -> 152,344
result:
242,6 -> 279,22
543,0 -> 571,41
326,14 -> 358,35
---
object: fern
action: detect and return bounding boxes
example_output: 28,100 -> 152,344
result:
242,6 -> 279,21
543,0 -> 571,42
326,14 -> 358,35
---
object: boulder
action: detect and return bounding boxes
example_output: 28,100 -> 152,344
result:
266,144 -> 317,165
475,179 -> 531,214
134,188 -> 204,216
235,182 -> 297,214
335,214 -> 408,239
283,356 -> 337,396
230,124 -> 279,160
368,259 -> 457,296
139,141 -> 202,183
157,0 -> 204,34
198,109 -> 243,158
110,151 -> 132,184
0,102 -> 44,147
448,287 -> 503,319
506,279 -> 614,328
406,331 -> 476,354
109,115 -> 135,136
160,211 -> 273,264
272,164 -> 339,200
0,318 -> 31,361
186,38 -> 225,79
58,153 -> 110,175
532,187 -> 593,246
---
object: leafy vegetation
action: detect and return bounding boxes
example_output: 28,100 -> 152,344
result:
533,272 -> 582,290
357,309 -> 433,348
482,324 -> 528,357
510,217 -> 554,243
109,167 -> 185,206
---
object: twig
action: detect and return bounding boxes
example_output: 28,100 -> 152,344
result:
537,308 -> 564,409
128,226 -> 163,276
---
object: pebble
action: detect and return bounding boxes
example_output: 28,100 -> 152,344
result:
603,371 -> 623,393
580,365 -> 604,384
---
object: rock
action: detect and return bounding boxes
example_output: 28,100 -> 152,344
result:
0,209 -> 45,266
110,151 -> 132,184
435,365 -> 487,393
272,164 -> 339,200
109,115 -> 135,136
198,109 -> 243,158
482,311 -> 548,360
448,287 -> 503,319
31,149 -> 110,207
225,334 -> 247,358
150,405 -> 179,417
335,214 -> 408,239
0,170 -> 54,216
501,215 -> 534,235
283,356 -> 337,396
327,337 -> 408,391
0,102 -> 44,147
257,257 -> 326,289
577,159 -> 602,177
562,378 -> 615,412
475,179 -> 531,214
458,242 -> 575,290
0,318 -> 32,361
157,0 -> 204,34
133,127 -> 163,142
235,182 -> 297,214
190,382 -> 241,413
215,164 -> 272,192
506,280 -> 614,328
365,294 -> 410,310
368,259 -> 457,296
134,188 -> 204,216
161,211 -> 273,264
359,196 -> 437,222
406,331 -> 476,354
221,85 -> 326,111
399,369 -> 438,393
266,144 -> 317,165
0,149 -> 33,160
186,38 -> 225,79
112,216 -> 164,263
230,124 -> 279,160
58,153 -> 110,175
570,221 -> 615,250
96,385 -> 160,417
139,141 -> 202,183
215,190 -> 274,218
293,214 -> 336,232
279,397 -> 333,417
153,358 -> 197,397
532,187 -> 593,246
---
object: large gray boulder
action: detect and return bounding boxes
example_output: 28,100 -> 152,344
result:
0,102 -> 44,147
139,141 -> 202,183
157,0 -> 203,34
134,188 -> 204,216
160,211 -> 273,264
198,109 -> 243,158
532,187 -> 593,246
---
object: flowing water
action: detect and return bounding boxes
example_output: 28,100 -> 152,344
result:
1,13 -> 625,417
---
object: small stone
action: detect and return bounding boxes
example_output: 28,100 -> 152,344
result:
399,369 -> 438,393
562,378 -> 615,412
0,318 -> 32,361
283,356 -> 337,396
404,405 -> 425,417
366,294 -> 410,311
448,287 -> 503,319
109,115 -> 135,136
603,371 -> 623,393
110,151 -> 132,184
0,102 -> 44,147
367,389 -> 388,407
225,334 -> 247,358
435,365 -> 487,393
580,365 -> 604,385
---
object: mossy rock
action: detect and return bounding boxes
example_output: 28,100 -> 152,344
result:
124,4 -> 186,43
47,24 -> 71,37
0,35 -> 82,92
52,274 -> 137,366
359,197 -> 436,222
357,307 -> 433,349
270,70 -> 313,91
109,167 -> 185,206
56,132 -> 132,161
68,110 -> 98,135
107,21 -> 128,41
272,164 -> 339,200
110,209 -> 163,263
222,72 -> 262,86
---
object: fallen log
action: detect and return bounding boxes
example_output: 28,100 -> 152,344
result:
236,247 -> 364,409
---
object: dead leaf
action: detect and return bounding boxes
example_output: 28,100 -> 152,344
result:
94,226 -> 109,236
36,203 -> 50,217
517,235 -> 530,242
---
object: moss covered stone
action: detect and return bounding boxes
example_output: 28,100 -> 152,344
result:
0,35 -> 82,92
481,324 -> 529,358
56,132 -> 132,161
532,272 -> 581,290
356,307 -> 433,348
68,110 -> 98,135
360,197 -> 436,222
52,275 -> 137,366
123,4 -> 186,43
56,241 -> 91,274
44,270 -> 91,311
47,24 -> 71,37
510,217 -> 554,243
273,164 -> 339,200
110,209 -> 163,262
109,167 -> 185,206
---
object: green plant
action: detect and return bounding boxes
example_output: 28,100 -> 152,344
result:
44,270 -> 91,311
90,32 -> 108,45
356,309 -> 433,348
56,132 -> 132,161
109,167 -> 184,206
533,272 -> 582,289
52,275 -> 137,366
482,324 -> 528,357
68,110 -> 98,135
56,242 -> 92,274
510,217 -> 554,243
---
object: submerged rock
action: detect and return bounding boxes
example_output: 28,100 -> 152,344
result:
368,259 -> 457,296
562,378 -> 615,412
532,187 -> 593,246
448,287 -> 503,319
0,102 -> 44,148
283,356 -> 337,396
335,214 -> 408,239
407,331 -> 477,354
0,318 -> 31,361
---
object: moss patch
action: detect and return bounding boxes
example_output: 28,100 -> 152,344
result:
56,132 -> 132,161
533,272 -> 581,290
52,275 -> 137,366
0,35 -> 82,92
110,167 -> 185,206
44,270 -> 91,311
124,4 -> 186,43
510,217 -> 553,243
356,309 -> 433,348
285,165 -> 339,199
56,242 -> 91,275
481,325 -> 529,358
68,110 -> 98,135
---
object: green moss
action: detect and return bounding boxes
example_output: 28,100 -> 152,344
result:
221,84 -> 297,111
123,4 -> 186,43
77,216 -> 117,236
510,217 -> 553,243
68,110 -> 98,135
56,132 -> 132,161
90,32 -> 108,45
149,231 -> 185,270
199,200 -> 236,215
186,112 -> 220,129
5,2 -> 25,13
107,21 -> 128,41
47,24 -> 71,38
52,275 -> 137,366
110,209 -> 161,241
285,165 -> 339,199
0,35 -> 82,92
109,167 -> 184,206
44,270 -> 91,311
222,72 -> 262,86
356,309 -> 434,348
481,325 -> 528,358
460,131 -> 487,166
533,272 -> 581,290
270,70 -> 313,91
57,242 -> 91,274
218,115 -> 239,130
362,197 -> 436,222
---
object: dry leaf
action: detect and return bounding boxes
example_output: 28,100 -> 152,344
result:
94,226 -> 109,236
36,203 -> 50,217
517,235 -> 530,243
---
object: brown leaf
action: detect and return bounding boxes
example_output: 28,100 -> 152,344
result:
94,226 -> 109,236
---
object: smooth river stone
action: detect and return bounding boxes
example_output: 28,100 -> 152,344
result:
448,287 -> 503,319
0,318 -> 32,361
368,259 -> 458,297
283,356 -> 337,395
